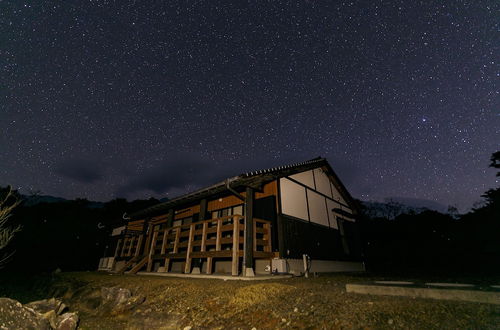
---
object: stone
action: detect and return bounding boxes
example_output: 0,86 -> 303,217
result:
56,312 -> 79,330
26,298 -> 65,315
0,298 -> 51,330
42,310 -> 58,329
100,286 -> 145,315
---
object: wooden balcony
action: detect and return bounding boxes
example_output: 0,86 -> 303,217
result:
114,215 -> 273,276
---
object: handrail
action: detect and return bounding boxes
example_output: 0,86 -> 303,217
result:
116,215 -> 273,275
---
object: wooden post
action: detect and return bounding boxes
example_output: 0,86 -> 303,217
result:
160,229 -> 169,255
114,238 -> 122,258
206,258 -> 213,274
120,237 -> 128,257
216,219 -> 222,251
166,209 -> 174,228
164,258 -> 170,273
201,221 -> 210,274
146,229 -> 158,272
127,236 -> 135,256
253,220 -> 257,252
201,222 -> 207,252
135,235 -> 143,256
231,216 -> 240,276
184,224 -> 195,273
244,187 -> 254,273
143,222 -> 154,255
173,227 -> 180,253
199,199 -> 208,221
193,199 -> 208,271
264,222 -> 272,252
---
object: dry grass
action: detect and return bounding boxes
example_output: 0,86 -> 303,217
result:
7,272 -> 500,329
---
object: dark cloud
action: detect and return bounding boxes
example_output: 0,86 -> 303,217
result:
116,153 -> 298,198
117,154 -> 228,197
54,159 -> 104,184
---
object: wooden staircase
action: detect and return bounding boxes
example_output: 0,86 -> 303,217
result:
115,255 -> 148,274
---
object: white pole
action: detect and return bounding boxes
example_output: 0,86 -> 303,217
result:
303,254 -> 309,278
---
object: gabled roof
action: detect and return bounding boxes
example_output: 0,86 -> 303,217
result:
128,157 -> 356,219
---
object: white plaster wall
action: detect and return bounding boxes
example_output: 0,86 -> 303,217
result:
313,168 -> 333,198
289,170 -> 315,188
330,181 -> 347,205
280,178 -> 309,221
308,190 -> 329,227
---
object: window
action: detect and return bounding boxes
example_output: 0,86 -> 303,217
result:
211,205 -> 244,219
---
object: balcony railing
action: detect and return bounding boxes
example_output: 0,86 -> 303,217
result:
114,215 -> 273,275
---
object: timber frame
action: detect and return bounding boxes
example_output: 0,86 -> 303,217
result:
107,157 -> 363,276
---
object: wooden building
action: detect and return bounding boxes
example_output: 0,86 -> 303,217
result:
100,158 -> 364,276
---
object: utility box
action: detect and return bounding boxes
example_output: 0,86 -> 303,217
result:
271,258 -> 287,273
98,257 -> 115,271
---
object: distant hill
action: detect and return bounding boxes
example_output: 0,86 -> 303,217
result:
21,195 -> 68,206
21,194 -> 105,208
360,198 -> 448,219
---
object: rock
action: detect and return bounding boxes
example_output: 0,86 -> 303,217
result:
42,310 -> 58,329
56,312 -> 79,330
100,286 -> 145,315
26,298 -> 66,316
388,319 -> 394,325
183,326 -> 192,330
0,297 -> 51,330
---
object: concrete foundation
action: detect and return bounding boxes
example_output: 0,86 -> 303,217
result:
136,271 -> 292,281
346,284 -> 500,305
286,259 -> 365,275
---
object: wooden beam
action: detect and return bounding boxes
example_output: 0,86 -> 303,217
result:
164,258 -> 170,272
244,187 -> 254,269
231,216 -> 240,276
120,237 -> 128,257
114,238 -> 122,258
206,257 -> 213,274
264,222 -> 272,252
201,222 -> 207,252
166,209 -> 174,228
160,229 -> 169,255
143,223 -> 154,255
127,236 -> 135,256
173,227 -> 180,253
135,235 -> 143,256
199,198 -> 208,221
116,255 -> 140,274
128,256 -> 148,274
216,219 -> 222,251
146,229 -> 158,272
184,224 -> 195,273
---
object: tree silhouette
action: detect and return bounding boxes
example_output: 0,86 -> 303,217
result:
0,186 -> 22,268
490,151 -> 500,177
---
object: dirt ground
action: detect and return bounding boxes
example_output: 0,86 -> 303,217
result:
21,271 -> 496,330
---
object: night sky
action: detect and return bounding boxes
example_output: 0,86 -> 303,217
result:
1,1 -> 499,211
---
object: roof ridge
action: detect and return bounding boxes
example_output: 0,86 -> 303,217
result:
241,157 -> 325,177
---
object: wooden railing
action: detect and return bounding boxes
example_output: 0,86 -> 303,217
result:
115,215 -> 273,275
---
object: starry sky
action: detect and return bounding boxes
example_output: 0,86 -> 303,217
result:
1,1 -> 499,211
